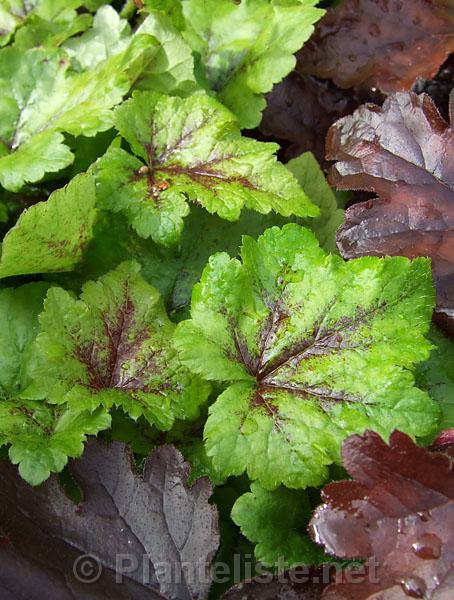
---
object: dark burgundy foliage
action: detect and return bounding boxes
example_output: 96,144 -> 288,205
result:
298,0 -> 454,93
221,566 -> 328,600
329,91 -> 454,330
310,430 -> 454,599
0,440 -> 219,600
259,72 -> 383,166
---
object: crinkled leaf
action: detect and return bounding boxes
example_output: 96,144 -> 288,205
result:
0,173 -> 97,278
13,12 -> 91,50
221,566 -> 328,600
0,282 -> 110,485
0,35 -> 158,191
286,152 -> 344,254
331,92 -> 454,331
94,91 -> 316,246
232,482 -> 324,568
310,430 -> 454,599
175,224 -> 438,489
181,0 -> 324,128
416,326 -> 454,432
30,261 -> 210,429
0,440 -> 219,600
298,0 -> 454,92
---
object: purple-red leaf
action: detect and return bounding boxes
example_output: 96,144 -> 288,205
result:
330,91 -> 454,330
310,430 -> 454,599
0,440 -> 219,600
298,0 -> 454,93
221,566 -> 328,600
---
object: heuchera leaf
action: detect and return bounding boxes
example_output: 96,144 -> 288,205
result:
30,261 -> 210,429
416,326 -> 454,432
0,282 -> 110,485
0,34 -> 158,191
0,173 -> 98,278
180,0 -> 325,128
0,0 -> 86,46
298,0 -> 454,92
0,440 -> 219,600
174,223 -> 439,489
310,430 -> 454,600
330,92 -> 454,331
232,482 -> 324,568
221,566 -> 328,600
94,91 -> 317,246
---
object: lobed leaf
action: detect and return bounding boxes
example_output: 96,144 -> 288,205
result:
298,0 -> 454,92
94,91 -> 317,246
175,224 -> 439,489
30,261 -> 210,429
310,430 -> 454,599
330,92 -> 454,332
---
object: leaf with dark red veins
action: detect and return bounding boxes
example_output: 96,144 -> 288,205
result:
94,90 -> 317,247
0,439 -> 219,600
175,224 -> 439,489
331,91 -> 454,330
298,0 -> 454,93
27,261 -> 210,429
221,566 -> 328,600
310,430 -> 454,600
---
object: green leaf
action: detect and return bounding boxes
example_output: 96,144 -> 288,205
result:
1,401 -> 110,485
134,9 -> 197,95
232,482 -> 324,567
0,282 -> 110,485
62,6 -> 131,70
94,91 -> 317,246
181,0 -> 324,128
13,12 -> 91,50
0,0 -> 85,46
30,261 -> 211,429
174,224 -> 439,489
142,0 -> 185,30
416,326 -> 454,431
0,35 -> 159,190
0,173 -> 97,278
287,152 -> 344,254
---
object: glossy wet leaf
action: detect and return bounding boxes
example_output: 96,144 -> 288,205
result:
175,224 -> 438,489
330,92 -> 454,331
310,430 -> 454,599
298,0 -> 454,92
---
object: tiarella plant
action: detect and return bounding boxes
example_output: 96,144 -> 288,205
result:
0,2 -> 452,599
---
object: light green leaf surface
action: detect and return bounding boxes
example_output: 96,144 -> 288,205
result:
416,326 -> 454,431
0,282 -> 110,485
287,152 -> 345,254
94,91 -> 317,246
175,224 -> 439,489
232,482 -> 324,567
30,261 -> 210,429
0,174 -> 97,278
0,34 -> 158,190
181,0 -> 324,128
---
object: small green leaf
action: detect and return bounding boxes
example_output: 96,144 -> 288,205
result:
32,261 -> 210,429
0,173 -> 97,278
175,224 -> 439,489
94,91 -> 317,246
232,482 -> 325,567
181,0 -> 324,128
